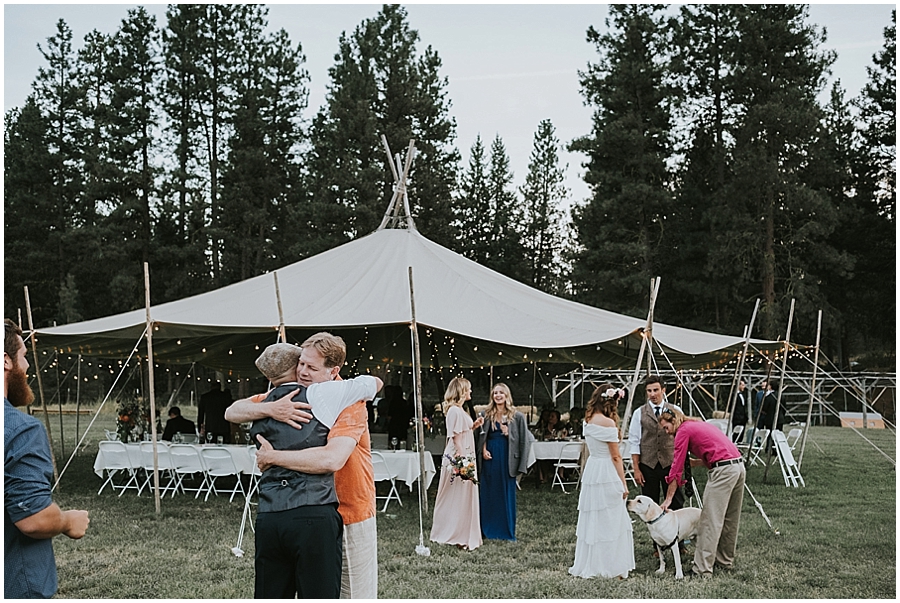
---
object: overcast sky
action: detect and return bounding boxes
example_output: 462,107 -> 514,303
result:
4,2 -> 895,207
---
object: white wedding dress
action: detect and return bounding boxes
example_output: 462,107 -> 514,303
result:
568,423 -> 635,579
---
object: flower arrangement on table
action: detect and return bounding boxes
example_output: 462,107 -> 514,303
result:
444,454 -> 478,484
116,398 -> 152,443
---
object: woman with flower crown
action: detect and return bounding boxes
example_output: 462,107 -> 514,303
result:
569,384 -> 635,579
430,377 -> 485,551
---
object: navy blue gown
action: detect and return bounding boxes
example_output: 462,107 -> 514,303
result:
479,422 -> 517,541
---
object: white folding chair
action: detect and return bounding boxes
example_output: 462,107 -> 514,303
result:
96,441 -> 139,496
786,428 -> 803,450
551,442 -> 583,493
371,451 -> 402,512
136,442 -> 177,498
104,429 -> 119,441
169,444 -> 209,498
200,447 -> 246,502
747,428 -> 770,466
772,430 -> 805,487
730,424 -> 745,444
245,446 -> 262,502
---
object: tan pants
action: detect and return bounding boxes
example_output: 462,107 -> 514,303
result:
693,462 -> 745,575
340,516 -> 378,599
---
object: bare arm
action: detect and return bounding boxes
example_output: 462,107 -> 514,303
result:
660,479 -> 679,511
255,434 -> 356,474
15,503 -> 89,540
224,389 -> 312,429
607,441 -> 628,498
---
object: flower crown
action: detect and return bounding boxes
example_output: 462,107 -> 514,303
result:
601,387 -> 626,400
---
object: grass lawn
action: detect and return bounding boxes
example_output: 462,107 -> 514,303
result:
42,411 -> 895,598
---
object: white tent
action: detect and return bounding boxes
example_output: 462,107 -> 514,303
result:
35,226 -> 776,374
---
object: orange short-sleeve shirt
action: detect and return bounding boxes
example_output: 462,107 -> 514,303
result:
329,401 -> 376,525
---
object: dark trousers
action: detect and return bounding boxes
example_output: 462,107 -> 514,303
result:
255,504 -> 343,599
639,462 -> 684,511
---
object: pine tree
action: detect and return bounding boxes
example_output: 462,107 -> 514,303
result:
725,4 -> 837,338
665,5 -> 740,330
30,19 -> 88,325
100,7 -> 162,312
520,119 -> 568,295
194,4 -> 241,285
306,5 -> 460,250
843,10 -> 896,360
457,135 -> 492,262
220,11 -> 309,283
486,135 -> 525,280
158,4 -> 211,300
3,101 -> 58,321
570,4 -> 674,316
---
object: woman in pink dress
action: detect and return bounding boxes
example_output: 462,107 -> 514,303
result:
430,377 -> 485,551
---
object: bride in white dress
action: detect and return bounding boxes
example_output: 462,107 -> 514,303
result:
569,384 -> 635,579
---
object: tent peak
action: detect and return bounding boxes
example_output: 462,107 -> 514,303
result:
376,136 -> 418,232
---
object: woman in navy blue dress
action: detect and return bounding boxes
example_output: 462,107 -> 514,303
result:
475,383 -> 531,541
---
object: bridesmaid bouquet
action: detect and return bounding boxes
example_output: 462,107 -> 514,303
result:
444,454 -> 478,484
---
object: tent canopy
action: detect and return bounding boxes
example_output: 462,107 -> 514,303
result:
35,228 -> 779,375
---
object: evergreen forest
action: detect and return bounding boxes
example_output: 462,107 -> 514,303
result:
4,4 -> 895,369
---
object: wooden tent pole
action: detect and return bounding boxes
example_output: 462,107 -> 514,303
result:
622,277 -> 660,439
408,267 -> 432,556
75,354 -> 82,445
725,299 -> 761,437
797,309 -> 822,469
273,271 -> 286,343
764,298 -> 794,482
408,267 -> 428,517
24,286 -> 59,484
144,263 -> 162,514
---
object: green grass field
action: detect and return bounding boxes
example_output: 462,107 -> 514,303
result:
36,407 -> 896,598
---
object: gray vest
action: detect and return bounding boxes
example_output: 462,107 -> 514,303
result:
249,383 -> 337,513
639,403 -> 675,469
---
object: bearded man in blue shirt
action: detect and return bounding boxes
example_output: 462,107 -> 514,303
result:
5,319 -> 90,598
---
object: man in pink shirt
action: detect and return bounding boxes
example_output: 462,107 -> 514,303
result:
658,407 -> 745,578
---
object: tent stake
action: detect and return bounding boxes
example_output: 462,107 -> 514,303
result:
764,299 -> 794,483
408,267 -> 430,557
798,310 -> 823,469
144,262 -> 162,514
24,286 -> 59,485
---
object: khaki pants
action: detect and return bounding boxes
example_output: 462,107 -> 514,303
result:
693,462 -> 745,575
340,516 -> 378,599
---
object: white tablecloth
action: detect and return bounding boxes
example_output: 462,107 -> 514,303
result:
375,450 -> 436,490
528,440 -> 586,468
93,443 -> 255,477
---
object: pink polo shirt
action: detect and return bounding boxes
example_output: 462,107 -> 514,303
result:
665,420 -> 741,487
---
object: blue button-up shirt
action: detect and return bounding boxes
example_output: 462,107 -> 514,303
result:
5,398 -> 58,598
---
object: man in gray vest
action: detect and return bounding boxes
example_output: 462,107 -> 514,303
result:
627,375 -> 685,551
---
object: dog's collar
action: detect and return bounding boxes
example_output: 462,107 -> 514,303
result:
645,512 -> 668,526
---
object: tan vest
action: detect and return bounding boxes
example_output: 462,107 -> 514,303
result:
639,403 -> 675,468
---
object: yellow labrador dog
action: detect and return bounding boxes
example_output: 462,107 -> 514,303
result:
627,495 -> 701,579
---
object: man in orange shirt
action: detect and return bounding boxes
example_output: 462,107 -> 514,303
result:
227,338 -> 379,599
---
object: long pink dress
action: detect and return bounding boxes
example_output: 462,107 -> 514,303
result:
430,405 -> 482,550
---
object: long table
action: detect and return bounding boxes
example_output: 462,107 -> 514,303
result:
374,450 -> 436,490
93,442 -> 255,477
528,439 -> 587,468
